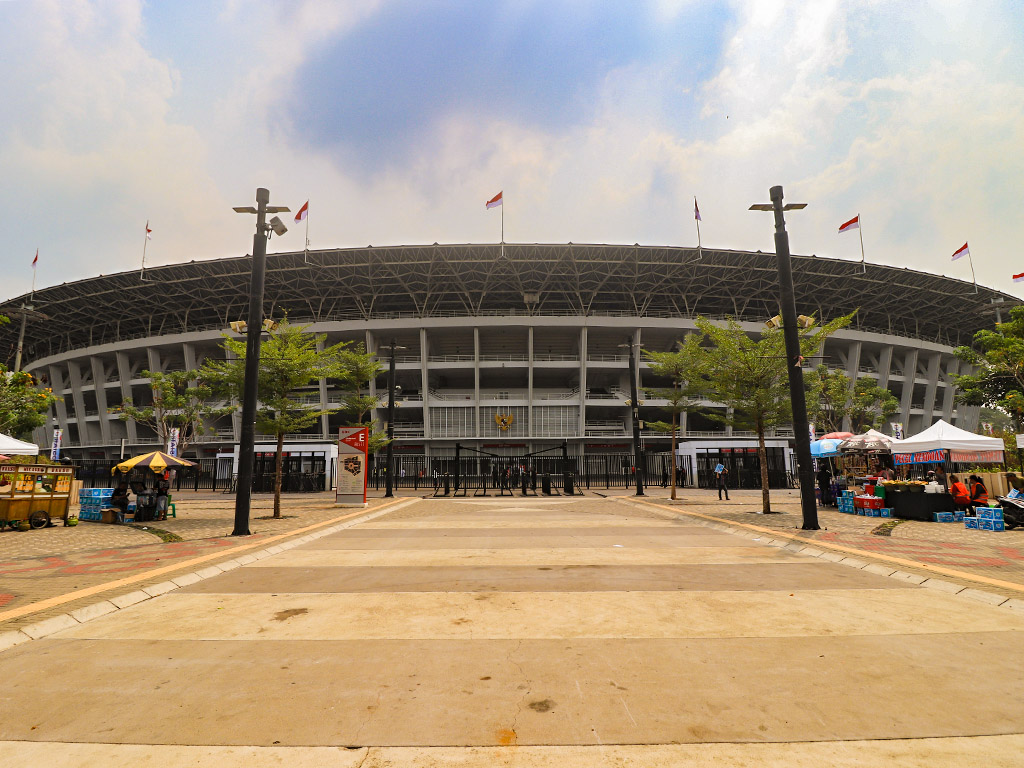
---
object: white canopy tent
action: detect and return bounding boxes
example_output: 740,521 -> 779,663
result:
0,433 -> 40,456
889,419 -> 1003,461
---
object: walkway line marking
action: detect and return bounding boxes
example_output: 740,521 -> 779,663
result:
0,497 -> 415,624
630,498 -> 1024,596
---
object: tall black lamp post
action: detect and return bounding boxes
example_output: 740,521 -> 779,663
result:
383,340 -> 405,498
619,341 -> 645,496
750,185 -> 818,529
231,188 -> 289,536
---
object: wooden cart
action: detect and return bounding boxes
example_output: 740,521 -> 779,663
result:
0,464 -> 74,530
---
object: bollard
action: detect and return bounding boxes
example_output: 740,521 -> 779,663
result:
443,474 -> 451,495
542,474 -> 552,495
563,471 -> 574,495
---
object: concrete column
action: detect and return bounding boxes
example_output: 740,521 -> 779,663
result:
316,339 -> 329,439
899,349 -> 919,428
224,345 -> 241,441
420,328 -> 431,440
48,364 -> 71,447
941,357 -> 960,422
183,342 -> 198,373
473,327 -> 480,438
922,352 -> 942,424
876,344 -> 894,391
841,340 -> 862,433
66,361 -> 90,446
89,357 -> 112,445
146,347 -> 162,375
578,326 -> 587,439
115,351 -> 138,444
527,327 -> 534,439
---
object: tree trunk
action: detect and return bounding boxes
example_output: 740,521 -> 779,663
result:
757,417 -> 771,514
274,431 -> 284,519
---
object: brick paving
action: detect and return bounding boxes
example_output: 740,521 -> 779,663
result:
0,492 -> 418,632
611,487 -> 1024,600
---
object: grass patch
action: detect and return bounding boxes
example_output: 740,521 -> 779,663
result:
128,524 -> 182,543
870,519 -> 903,537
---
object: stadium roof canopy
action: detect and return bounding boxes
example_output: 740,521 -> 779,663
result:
0,243 -> 1016,364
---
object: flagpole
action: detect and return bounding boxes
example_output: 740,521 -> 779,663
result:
303,202 -> 311,264
695,197 -> 702,259
30,250 -> 37,300
858,213 -> 866,273
140,220 -> 150,280
968,249 -> 978,293
501,196 -> 504,260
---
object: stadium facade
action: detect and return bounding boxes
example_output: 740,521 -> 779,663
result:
1,243 -> 1013,476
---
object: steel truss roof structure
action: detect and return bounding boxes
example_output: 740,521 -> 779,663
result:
0,244 -> 1015,364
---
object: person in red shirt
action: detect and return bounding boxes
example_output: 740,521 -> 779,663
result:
950,475 -> 971,509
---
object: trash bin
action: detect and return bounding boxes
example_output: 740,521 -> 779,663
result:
563,472 -> 574,495
541,474 -> 552,495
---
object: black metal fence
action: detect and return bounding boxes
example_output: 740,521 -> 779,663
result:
73,457 -> 326,493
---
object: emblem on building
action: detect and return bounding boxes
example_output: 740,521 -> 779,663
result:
494,414 -> 514,431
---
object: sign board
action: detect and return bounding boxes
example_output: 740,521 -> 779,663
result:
336,427 -> 368,506
1017,434 -> 1024,449
893,449 -> 946,465
949,449 -> 1004,464
50,429 -> 63,461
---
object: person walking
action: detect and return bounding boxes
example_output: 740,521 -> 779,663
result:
714,462 -> 730,501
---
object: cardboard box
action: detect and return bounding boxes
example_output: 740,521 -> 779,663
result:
979,518 -> 995,531
953,511 -> 965,522
881,508 -> 891,517
992,520 -> 1006,532
935,512 -> 954,523
964,517 -> 979,529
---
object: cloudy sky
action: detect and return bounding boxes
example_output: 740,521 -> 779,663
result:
2,0 -> 1022,302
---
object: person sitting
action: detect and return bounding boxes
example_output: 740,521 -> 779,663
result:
109,482 -> 130,524
950,475 -> 971,510
155,477 -> 171,521
969,475 -> 989,507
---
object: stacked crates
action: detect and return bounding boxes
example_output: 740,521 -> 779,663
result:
837,490 -> 855,514
967,506 -> 1005,532
78,488 -> 113,522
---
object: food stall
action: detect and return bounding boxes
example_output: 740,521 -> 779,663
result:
886,420 -> 1004,521
0,463 -> 75,529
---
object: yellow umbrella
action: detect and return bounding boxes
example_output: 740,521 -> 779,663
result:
113,451 -> 196,475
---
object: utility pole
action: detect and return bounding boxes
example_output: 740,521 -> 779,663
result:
384,340 -> 404,498
231,188 -> 289,536
621,341 -> 645,496
751,186 -> 818,528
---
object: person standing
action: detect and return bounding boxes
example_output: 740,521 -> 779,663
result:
715,462 -> 730,501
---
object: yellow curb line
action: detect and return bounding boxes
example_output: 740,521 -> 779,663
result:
631,498 -> 1024,596
0,497 -> 413,624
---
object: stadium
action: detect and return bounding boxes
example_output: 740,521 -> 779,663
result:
0,243 -> 1014,489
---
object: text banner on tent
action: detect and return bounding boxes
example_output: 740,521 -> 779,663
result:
893,449 -> 946,465
949,449 -> 1005,464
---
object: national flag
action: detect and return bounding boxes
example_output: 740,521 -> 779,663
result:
145,223 -> 152,241
1013,272 -> 1024,283
486,191 -> 503,209
694,198 -> 701,222
295,200 -> 309,223
838,215 -> 859,234
32,249 -> 38,268
951,242 -> 969,261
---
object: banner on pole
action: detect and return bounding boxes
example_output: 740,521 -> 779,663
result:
167,428 -> 180,457
337,426 -> 369,506
50,429 -> 63,461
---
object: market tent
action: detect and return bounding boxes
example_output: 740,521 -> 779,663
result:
889,419 -> 1003,453
811,438 -> 843,458
0,434 -> 40,456
839,429 -> 894,452
113,451 -> 196,475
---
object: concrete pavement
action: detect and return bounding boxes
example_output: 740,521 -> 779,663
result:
1,495 -> 1023,765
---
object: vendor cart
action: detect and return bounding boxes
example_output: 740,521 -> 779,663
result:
0,464 -> 75,529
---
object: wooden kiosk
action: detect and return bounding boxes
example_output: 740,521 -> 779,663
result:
0,464 -> 75,529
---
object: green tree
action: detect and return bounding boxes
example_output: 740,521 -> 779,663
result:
203,321 -> 352,518
954,306 -> 1024,430
804,367 -> 899,434
112,370 -> 226,457
692,313 -> 853,514
643,333 -> 709,500
0,367 -> 59,440
333,345 -> 388,454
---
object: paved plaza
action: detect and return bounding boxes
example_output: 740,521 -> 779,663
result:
1,493 -> 1023,765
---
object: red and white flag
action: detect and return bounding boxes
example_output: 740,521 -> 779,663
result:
838,215 -> 859,234
1013,272 -> 1024,283
951,242 -> 969,261
32,249 -> 38,268
145,223 -> 152,241
694,198 -> 701,222
486,191 -> 503,209
295,200 -> 309,223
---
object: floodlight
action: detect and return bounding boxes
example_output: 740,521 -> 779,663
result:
229,321 -> 247,334
269,216 -> 288,237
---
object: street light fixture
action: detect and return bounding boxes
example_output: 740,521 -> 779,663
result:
383,340 -> 407,498
618,341 -> 645,496
230,188 -> 289,537
750,186 -> 818,529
